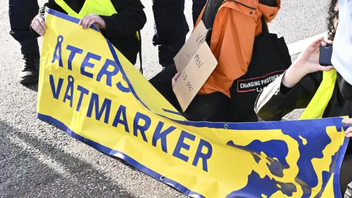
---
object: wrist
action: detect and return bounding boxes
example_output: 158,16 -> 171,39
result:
282,63 -> 307,88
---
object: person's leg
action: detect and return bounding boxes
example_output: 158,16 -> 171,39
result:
152,0 -> 189,68
184,92 -> 230,122
9,0 -> 39,85
192,0 -> 206,26
149,64 -> 180,110
149,65 -> 230,122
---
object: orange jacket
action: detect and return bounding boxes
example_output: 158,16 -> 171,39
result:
196,0 -> 281,98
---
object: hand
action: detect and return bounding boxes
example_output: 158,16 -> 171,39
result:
282,37 -> 334,88
79,14 -> 106,29
342,118 -> 352,138
293,37 -> 334,75
171,72 -> 181,88
31,14 -> 46,36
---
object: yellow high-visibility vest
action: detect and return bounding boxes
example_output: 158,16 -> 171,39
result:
54,0 -> 117,19
300,70 -> 337,120
54,0 -> 140,40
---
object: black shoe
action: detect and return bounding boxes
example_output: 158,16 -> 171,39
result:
18,54 -> 39,85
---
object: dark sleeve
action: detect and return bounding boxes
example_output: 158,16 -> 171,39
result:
254,71 -> 322,121
279,81 -> 293,95
100,0 -> 147,37
30,1 -> 66,37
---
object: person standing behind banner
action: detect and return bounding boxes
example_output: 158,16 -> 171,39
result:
152,0 -> 207,68
254,0 -> 352,194
30,0 -> 146,65
9,0 -> 40,85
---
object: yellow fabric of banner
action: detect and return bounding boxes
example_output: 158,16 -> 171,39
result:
37,9 -> 349,198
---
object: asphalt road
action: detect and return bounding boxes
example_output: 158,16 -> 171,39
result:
0,0 -> 331,197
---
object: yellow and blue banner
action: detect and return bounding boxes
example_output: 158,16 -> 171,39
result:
37,9 -> 350,198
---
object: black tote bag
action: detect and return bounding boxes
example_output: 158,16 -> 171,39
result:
227,16 -> 292,122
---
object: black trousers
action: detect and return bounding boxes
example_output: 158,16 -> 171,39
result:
152,0 -> 206,67
9,0 -> 39,55
149,64 -> 230,122
152,0 -> 189,67
192,0 -> 207,25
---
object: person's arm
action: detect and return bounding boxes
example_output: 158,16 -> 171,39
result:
254,72 -> 321,121
100,0 -> 146,37
255,37 -> 334,121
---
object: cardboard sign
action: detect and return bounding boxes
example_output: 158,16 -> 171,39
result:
173,21 -> 209,72
173,42 -> 218,111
